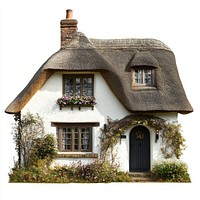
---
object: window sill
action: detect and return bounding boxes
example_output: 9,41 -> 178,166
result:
56,153 -> 98,158
132,85 -> 157,91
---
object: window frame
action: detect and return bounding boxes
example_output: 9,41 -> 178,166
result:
62,74 -> 94,97
52,122 -> 99,153
132,67 -> 156,88
57,126 -> 92,152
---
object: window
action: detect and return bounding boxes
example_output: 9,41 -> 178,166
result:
52,122 -> 100,152
132,69 -> 155,87
63,74 -> 94,96
57,126 -> 92,152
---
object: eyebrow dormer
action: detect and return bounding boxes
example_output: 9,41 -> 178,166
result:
129,51 -> 159,68
126,51 -> 159,89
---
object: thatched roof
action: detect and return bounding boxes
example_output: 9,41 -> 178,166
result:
5,32 -> 193,114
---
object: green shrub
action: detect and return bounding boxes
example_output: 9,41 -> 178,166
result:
150,160 -> 191,182
33,134 -> 57,160
74,160 -> 131,183
9,160 -> 132,183
28,134 -> 57,167
51,160 -> 131,183
9,166 -> 69,183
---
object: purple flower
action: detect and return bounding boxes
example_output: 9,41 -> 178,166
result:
57,95 -> 97,106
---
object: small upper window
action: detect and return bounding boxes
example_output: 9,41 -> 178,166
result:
132,68 -> 155,87
63,74 -> 94,96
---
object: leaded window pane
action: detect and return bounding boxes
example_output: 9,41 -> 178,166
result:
135,70 -> 143,84
81,127 -> 90,150
65,78 -> 74,96
75,78 -> 81,96
144,70 -> 152,84
62,128 -> 72,150
74,127 -> 79,150
56,128 -> 59,149
83,78 -> 93,96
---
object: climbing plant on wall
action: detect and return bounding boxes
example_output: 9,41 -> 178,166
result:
160,123 -> 186,159
99,115 -> 186,162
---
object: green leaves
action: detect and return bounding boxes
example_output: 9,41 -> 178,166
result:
161,124 -> 186,159
12,112 -> 57,168
28,134 -> 57,167
12,112 -> 45,168
9,160 -> 132,183
151,160 -> 191,182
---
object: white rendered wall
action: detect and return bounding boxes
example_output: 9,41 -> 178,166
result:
21,72 -> 178,170
21,71 -> 130,165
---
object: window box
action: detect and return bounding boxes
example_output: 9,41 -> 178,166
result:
56,96 -> 97,110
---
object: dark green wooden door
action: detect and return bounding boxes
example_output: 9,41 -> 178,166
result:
130,126 -> 150,172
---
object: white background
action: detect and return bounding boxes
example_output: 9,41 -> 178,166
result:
0,0 -> 199,199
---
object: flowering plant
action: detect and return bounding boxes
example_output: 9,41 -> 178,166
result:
56,95 -> 97,107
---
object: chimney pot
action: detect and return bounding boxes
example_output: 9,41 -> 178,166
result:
66,9 -> 73,19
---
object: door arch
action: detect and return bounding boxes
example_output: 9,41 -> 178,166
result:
129,125 -> 150,172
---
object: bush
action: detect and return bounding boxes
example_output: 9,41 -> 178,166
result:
150,160 -> 191,182
63,160 -> 132,183
9,160 -> 132,183
28,134 -> 57,167
9,166 -> 69,183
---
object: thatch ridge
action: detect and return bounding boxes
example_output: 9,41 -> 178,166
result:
90,38 -> 171,51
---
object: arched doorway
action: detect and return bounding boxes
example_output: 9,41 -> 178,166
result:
129,126 -> 150,172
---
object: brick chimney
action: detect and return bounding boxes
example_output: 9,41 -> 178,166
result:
60,9 -> 78,47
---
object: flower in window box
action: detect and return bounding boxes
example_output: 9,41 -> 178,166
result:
56,95 -> 97,107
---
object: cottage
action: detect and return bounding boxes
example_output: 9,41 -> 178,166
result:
5,10 -> 193,172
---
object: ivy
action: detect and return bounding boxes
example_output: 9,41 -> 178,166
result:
161,124 -> 186,159
100,115 -> 186,162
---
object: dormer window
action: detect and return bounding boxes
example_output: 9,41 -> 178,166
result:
132,68 -> 155,88
127,51 -> 158,89
134,69 -> 153,85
